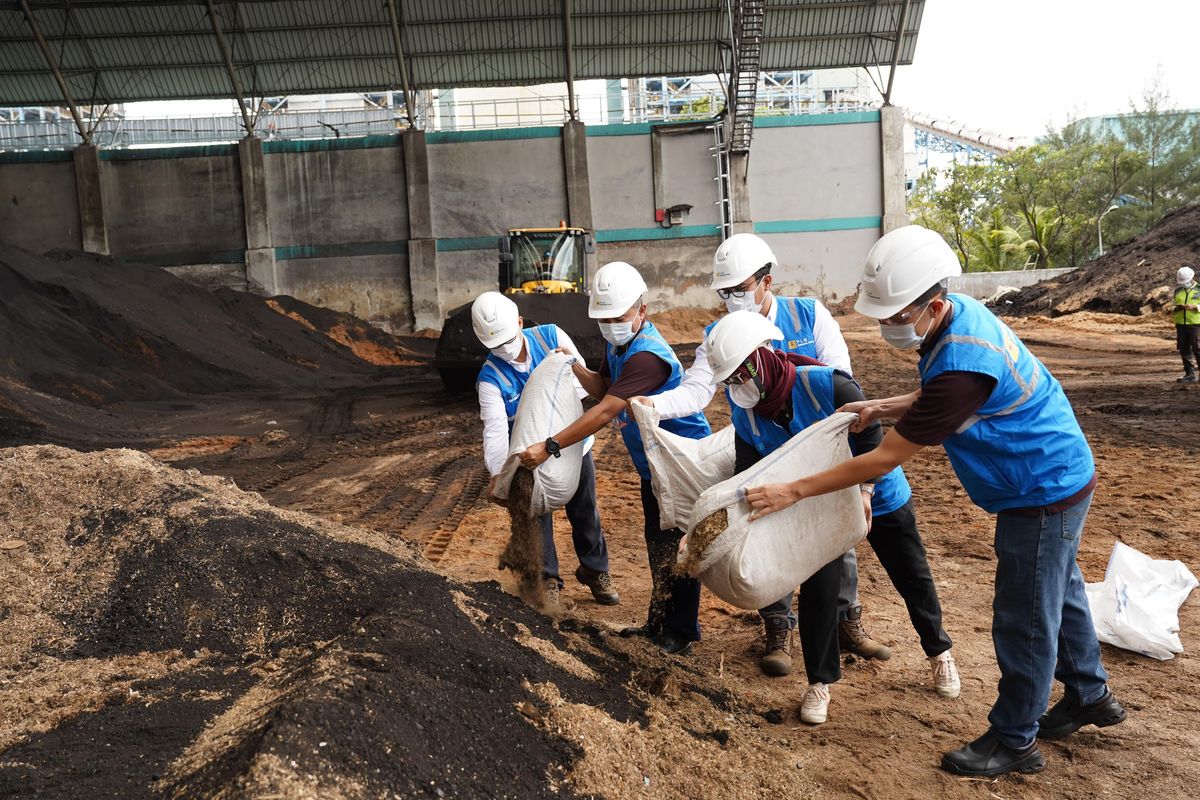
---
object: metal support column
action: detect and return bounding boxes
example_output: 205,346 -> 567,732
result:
17,0 -> 90,144
882,0 -> 911,106
385,0 -> 417,127
204,0 -> 255,135
562,0 -> 578,120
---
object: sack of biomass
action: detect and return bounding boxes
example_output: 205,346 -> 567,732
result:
681,413 -> 867,610
492,352 -> 587,516
631,400 -> 736,531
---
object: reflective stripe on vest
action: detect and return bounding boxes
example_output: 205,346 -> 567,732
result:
1174,286 -> 1200,325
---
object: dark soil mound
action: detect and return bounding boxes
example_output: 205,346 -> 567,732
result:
0,446 -> 642,799
1002,204 -> 1200,317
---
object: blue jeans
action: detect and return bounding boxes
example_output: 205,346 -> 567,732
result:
989,492 -> 1108,749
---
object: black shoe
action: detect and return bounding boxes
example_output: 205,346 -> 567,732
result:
941,731 -> 1045,777
1037,687 -> 1127,740
651,628 -> 694,656
1178,374 -> 1198,384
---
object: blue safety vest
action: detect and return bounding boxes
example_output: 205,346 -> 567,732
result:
731,366 -> 911,516
476,324 -> 559,428
919,295 -> 1095,512
704,296 -> 819,359
608,320 -> 711,479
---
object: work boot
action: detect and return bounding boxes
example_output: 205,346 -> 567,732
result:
1177,373 -> 1197,384
941,731 -> 1045,777
929,650 -> 961,699
544,578 -> 561,607
759,616 -> 793,677
799,683 -> 831,725
575,565 -> 620,606
652,627 -> 694,656
1037,687 -> 1127,740
839,604 -> 891,660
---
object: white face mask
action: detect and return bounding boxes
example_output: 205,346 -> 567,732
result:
880,303 -> 933,351
599,310 -> 642,347
729,380 -> 762,408
490,335 -> 524,363
723,282 -> 763,314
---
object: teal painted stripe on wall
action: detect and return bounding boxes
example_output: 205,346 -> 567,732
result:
0,150 -> 73,164
275,240 -> 408,260
753,111 -> 880,128
262,134 -> 402,154
596,224 -> 721,242
427,126 -> 562,144
101,143 -> 237,160
436,237 -> 499,252
754,216 -> 881,234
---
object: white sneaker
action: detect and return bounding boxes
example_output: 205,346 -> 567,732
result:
800,682 -> 831,724
930,650 -> 961,699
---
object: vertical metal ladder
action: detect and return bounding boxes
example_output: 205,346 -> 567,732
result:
729,0 -> 765,153
710,122 -> 733,240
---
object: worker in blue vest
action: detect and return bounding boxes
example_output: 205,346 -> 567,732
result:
473,291 -> 618,607
702,309 -> 959,724
637,233 -> 889,672
743,225 -> 1125,777
518,262 -> 711,654
1172,265 -> 1200,383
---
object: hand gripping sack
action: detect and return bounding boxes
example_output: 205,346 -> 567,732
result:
631,400 -> 736,531
492,352 -> 586,517
680,413 -> 868,610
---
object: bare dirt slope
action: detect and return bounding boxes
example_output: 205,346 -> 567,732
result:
1002,204 -> 1200,317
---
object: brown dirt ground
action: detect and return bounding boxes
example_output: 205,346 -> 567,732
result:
3,304 -> 1198,799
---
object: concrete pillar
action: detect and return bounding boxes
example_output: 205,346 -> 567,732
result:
562,120 -> 594,230
880,105 -> 908,234
72,144 -> 108,255
403,128 -> 441,330
730,151 -> 753,235
237,136 -> 279,294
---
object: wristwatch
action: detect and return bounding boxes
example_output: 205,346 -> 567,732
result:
545,437 -> 562,458
859,483 -> 875,497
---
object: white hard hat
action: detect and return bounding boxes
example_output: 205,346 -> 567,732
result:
471,291 -> 520,348
1178,266 -> 1195,284
711,233 -> 778,290
854,225 -> 962,319
589,261 -> 648,319
705,310 -> 783,384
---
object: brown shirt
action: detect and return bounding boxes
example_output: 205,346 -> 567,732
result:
599,351 -> 672,400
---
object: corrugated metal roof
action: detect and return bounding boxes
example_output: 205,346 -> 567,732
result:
0,0 -> 924,105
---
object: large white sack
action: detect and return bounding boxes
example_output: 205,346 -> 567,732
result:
492,352 -> 586,517
631,400 -> 736,531
1085,541 -> 1198,660
683,413 -> 868,610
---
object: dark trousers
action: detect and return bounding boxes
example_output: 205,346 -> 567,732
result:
1177,324 -> 1200,375
541,452 -> 609,582
761,501 -> 953,684
640,478 -> 702,642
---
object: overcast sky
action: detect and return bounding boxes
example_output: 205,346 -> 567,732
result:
890,0 -> 1200,139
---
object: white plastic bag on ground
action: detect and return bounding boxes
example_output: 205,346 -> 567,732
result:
682,412 -> 867,610
631,400 -> 736,531
492,352 -> 585,517
1085,541 -> 1198,660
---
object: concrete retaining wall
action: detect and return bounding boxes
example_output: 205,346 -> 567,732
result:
0,111 -> 896,331
949,268 -> 1075,299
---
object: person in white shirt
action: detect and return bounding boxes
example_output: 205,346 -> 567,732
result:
632,234 -> 887,674
473,292 -> 618,606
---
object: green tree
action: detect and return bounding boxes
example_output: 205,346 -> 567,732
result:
908,162 -> 997,270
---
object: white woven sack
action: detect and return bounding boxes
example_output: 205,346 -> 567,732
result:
492,352 -> 586,517
631,400 -> 737,531
683,412 -> 868,610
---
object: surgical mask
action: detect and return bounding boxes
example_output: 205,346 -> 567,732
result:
729,380 -> 762,408
598,321 -> 635,347
490,335 -> 524,363
723,284 -> 763,314
880,303 -> 933,351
